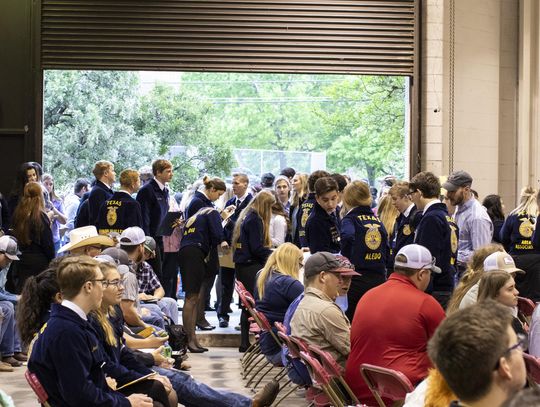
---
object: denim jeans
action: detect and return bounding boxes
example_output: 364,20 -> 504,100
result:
155,367 -> 251,407
0,301 -> 21,357
156,297 -> 179,324
141,304 -> 166,329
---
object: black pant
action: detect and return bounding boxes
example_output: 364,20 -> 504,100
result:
119,377 -> 170,407
217,266 -> 235,320
346,272 -> 386,321
162,251 -> 179,298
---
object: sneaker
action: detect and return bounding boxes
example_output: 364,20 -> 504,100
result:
0,362 -> 13,372
219,318 -> 229,328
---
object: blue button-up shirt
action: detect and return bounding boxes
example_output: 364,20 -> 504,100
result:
454,197 -> 493,265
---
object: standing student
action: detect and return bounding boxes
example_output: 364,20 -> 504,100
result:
218,173 -> 253,328
305,177 -> 341,254
298,170 -> 330,249
232,191 -> 275,352
483,194 -> 505,244
136,159 -> 174,281
410,171 -> 457,308
85,160 -> 116,227
10,182 -> 55,293
97,169 -> 143,235
289,173 -> 308,247
274,175 -> 291,214
184,176 -> 228,329
41,173 -> 67,254
340,181 -> 389,320
500,187 -> 538,255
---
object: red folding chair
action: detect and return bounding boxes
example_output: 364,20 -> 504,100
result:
360,363 -> 414,407
274,321 -> 287,335
300,351 -> 345,407
308,343 -> 360,406
523,353 -> 540,384
25,370 -> 52,407
518,296 -> 536,319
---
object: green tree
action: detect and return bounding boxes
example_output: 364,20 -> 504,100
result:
43,70 -> 158,190
135,83 -> 233,190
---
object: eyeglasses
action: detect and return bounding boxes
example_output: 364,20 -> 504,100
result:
88,278 -> 106,287
106,279 -> 124,289
494,333 -> 528,370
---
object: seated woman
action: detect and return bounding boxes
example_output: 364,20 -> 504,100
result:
254,243 -> 304,365
477,270 -> 528,335
446,243 -> 504,314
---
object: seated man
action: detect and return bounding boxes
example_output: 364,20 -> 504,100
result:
345,244 -> 446,404
290,251 -> 359,367
135,237 -> 179,324
28,255 -> 154,407
0,236 -> 26,370
118,227 -> 167,330
58,225 -> 115,257
428,301 -> 526,407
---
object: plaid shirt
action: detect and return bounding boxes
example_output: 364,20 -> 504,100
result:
136,261 -> 161,295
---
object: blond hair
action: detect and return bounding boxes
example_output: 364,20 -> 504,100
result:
232,190 -> 275,251
343,180 -> 372,211
57,256 -> 101,299
291,173 -> 308,207
93,160 -> 113,179
256,243 -> 303,299
446,243 -> 504,314
377,195 -> 399,240
92,262 -> 118,347
119,169 -> 139,189
509,186 -> 538,217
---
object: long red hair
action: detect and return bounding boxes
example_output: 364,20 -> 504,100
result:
12,182 -> 47,245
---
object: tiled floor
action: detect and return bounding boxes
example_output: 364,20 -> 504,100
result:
1,347 -> 308,407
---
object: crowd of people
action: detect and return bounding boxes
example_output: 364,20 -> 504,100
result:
2,159 -> 540,406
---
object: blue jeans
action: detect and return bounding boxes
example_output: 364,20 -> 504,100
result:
0,301 -> 21,357
155,367 -> 251,407
141,304 -> 166,329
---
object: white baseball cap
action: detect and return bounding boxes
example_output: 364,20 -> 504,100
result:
119,227 -> 146,246
483,252 -> 524,274
394,244 -> 441,273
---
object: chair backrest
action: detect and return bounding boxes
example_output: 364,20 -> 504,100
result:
299,351 -> 332,386
25,370 -> 51,407
518,296 -> 536,318
360,363 -> 414,405
278,331 -> 300,358
307,343 -> 343,377
289,335 -> 310,353
235,280 -> 247,294
523,353 -> 540,383
274,321 -> 287,335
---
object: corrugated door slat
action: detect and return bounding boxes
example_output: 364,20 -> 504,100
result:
41,0 -> 417,75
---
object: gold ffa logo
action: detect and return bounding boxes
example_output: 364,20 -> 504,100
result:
519,219 -> 534,238
364,223 -> 382,250
106,206 -> 118,226
301,209 -> 309,228
450,225 -> 458,254
403,224 -> 412,236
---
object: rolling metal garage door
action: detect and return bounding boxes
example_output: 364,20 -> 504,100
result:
41,0 -> 418,75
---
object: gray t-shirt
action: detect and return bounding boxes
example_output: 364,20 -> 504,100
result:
119,265 -> 140,310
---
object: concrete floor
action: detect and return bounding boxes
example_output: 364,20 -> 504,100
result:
1,347 -> 307,407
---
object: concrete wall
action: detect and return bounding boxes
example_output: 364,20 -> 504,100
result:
421,0 -> 520,206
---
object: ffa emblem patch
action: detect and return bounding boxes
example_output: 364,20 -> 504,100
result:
106,206 -> 118,226
450,225 -> 458,254
301,209 -> 309,228
403,224 -> 412,236
364,223 -> 382,250
519,219 -> 534,238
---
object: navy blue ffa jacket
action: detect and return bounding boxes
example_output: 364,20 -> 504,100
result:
223,193 -> 253,244
28,304 -> 130,407
180,208 -> 224,256
185,191 -> 214,218
234,210 -> 272,265
414,202 -> 456,292
136,179 -> 169,237
298,193 -> 317,247
88,181 -> 114,227
389,206 -> 422,265
96,191 -> 143,235
75,192 -> 91,229
88,315 -> 152,387
290,195 -> 306,247
500,212 -> 538,255
340,205 -> 389,275
305,202 -> 341,254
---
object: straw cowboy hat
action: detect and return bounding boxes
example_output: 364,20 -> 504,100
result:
58,226 -> 115,254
